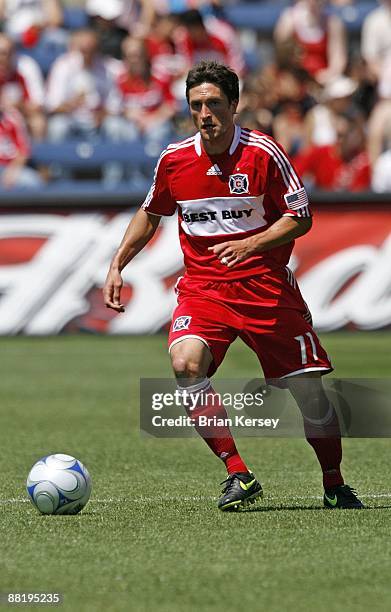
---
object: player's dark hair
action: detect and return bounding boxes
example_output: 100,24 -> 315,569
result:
186,61 -> 239,105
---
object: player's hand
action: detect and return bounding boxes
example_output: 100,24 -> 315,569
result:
103,266 -> 125,312
208,239 -> 255,268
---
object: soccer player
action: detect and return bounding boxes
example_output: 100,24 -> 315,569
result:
103,61 -> 364,511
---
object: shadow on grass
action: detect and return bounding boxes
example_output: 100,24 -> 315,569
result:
243,505 -> 322,513
242,504 -> 391,513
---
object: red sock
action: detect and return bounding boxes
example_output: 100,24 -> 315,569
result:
179,379 -> 249,475
303,406 -> 344,489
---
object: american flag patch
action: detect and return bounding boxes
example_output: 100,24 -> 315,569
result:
284,188 -> 311,217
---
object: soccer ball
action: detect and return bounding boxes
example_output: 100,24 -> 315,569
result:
26,453 -> 92,515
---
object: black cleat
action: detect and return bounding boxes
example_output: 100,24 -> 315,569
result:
324,484 -> 365,509
218,472 -> 263,512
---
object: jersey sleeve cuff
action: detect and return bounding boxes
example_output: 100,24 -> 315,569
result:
282,209 -> 312,218
141,206 -> 176,217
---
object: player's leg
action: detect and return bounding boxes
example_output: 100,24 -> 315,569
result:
169,308 -> 262,510
238,273 -> 363,508
169,288 -> 243,473
287,372 -> 364,509
244,326 -> 364,508
170,337 -> 249,473
287,371 -> 343,489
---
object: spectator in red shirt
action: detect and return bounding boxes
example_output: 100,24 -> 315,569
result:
145,13 -> 187,84
293,114 -> 371,191
104,36 -> 176,146
0,87 -> 43,189
179,9 -> 244,77
274,0 -> 347,85
0,33 -> 46,139
145,9 -> 244,106
103,36 -> 176,183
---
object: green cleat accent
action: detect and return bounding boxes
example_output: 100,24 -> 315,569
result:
324,484 -> 364,509
218,472 -> 263,512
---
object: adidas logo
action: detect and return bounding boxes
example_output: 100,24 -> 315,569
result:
206,164 -> 222,176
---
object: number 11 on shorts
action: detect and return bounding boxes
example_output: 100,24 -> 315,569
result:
295,332 -> 319,365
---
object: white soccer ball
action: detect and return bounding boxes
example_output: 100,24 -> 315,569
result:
26,453 -> 92,515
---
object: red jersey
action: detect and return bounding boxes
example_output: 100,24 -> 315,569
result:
145,35 -> 188,83
0,69 -> 29,105
293,145 -> 371,191
0,109 -> 30,165
291,2 -> 329,77
179,31 -> 230,70
142,126 -> 311,280
294,29 -> 328,77
115,72 -> 175,114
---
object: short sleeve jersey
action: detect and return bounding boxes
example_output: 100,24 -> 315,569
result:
142,126 -> 311,280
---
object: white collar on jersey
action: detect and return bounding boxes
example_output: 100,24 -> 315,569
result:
194,124 -> 242,156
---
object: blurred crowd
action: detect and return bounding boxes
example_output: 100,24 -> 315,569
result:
0,0 -> 390,192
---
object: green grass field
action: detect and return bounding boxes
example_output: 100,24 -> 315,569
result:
1,333 -> 391,612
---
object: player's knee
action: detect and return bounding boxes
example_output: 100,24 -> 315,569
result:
290,379 -> 329,420
171,355 -> 205,380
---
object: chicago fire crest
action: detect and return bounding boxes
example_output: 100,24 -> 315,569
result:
228,173 -> 249,194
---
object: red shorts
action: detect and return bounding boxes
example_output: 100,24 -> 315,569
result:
168,268 -> 332,379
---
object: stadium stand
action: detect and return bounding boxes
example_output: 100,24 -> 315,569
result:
0,0 -> 389,197
225,1 -> 377,33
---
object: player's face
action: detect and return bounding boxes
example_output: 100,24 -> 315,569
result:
188,82 -> 237,150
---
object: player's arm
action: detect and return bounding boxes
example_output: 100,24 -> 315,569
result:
103,208 -> 161,312
210,143 -> 313,267
209,216 -> 311,268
